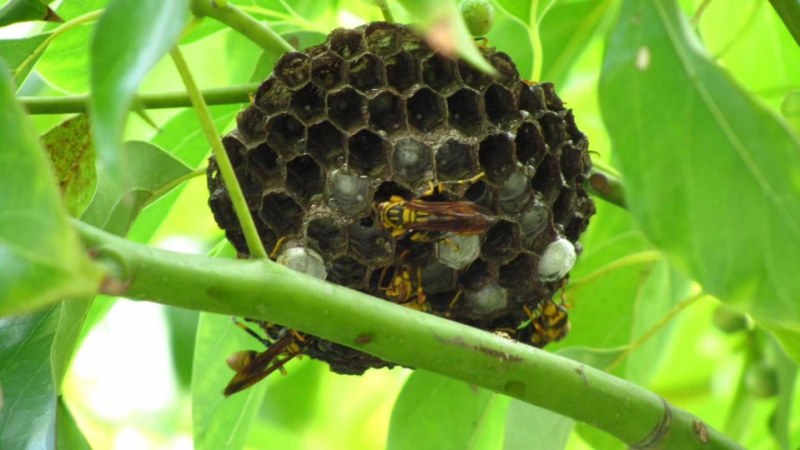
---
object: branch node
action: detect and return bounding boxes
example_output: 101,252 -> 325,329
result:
630,398 -> 673,450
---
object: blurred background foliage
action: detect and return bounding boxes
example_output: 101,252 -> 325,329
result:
0,0 -> 799,448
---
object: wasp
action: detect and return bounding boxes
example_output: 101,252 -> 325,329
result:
375,174 -> 497,242
376,254 -> 429,311
224,325 -> 306,396
522,299 -> 570,348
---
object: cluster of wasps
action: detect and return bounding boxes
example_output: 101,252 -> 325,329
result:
223,173 -> 570,396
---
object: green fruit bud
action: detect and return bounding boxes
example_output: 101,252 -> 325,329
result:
745,362 -> 779,398
461,0 -> 495,37
712,305 -> 748,334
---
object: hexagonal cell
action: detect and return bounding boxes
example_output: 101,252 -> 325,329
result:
347,54 -> 385,92
348,219 -> 393,266
464,285 -> 508,320
564,110 -> 586,144
519,195 -> 550,245
541,83 -> 564,110
234,165 -> 262,197
515,121 -> 547,166
307,217 -> 348,257
208,191 -> 237,230
290,83 -> 325,123
365,22 -> 401,56
399,25 -> 433,59
274,52 -> 311,88
311,52 -> 345,89
422,53 -> 457,93
235,107 -> 267,142
247,142 -> 283,187
276,245 -> 327,280
459,258 -> 495,290
489,52 -> 519,86
552,188 -> 577,224
538,111 -> 566,149
437,234 -> 481,270
327,255 -> 368,289
307,121 -> 345,169
560,143 -> 590,187
482,220 -> 521,264
348,129 -> 390,176
530,154 -> 563,202
373,181 -> 414,203
328,88 -> 366,130
478,133 -> 515,183
221,135 -> 246,167
392,138 -> 433,185
498,253 -> 538,289
458,60 -> 491,91
254,218 -> 279,256
538,237 -> 576,282
463,177 -> 493,209
407,88 -> 444,132
435,140 -> 477,181
420,261 -> 456,295
484,84 -> 517,125
259,191 -> 304,236
329,169 -> 371,215
565,214 -> 589,243
286,155 -> 324,205
368,92 -> 406,133
498,170 -> 533,213
265,114 -> 306,158
254,78 -> 291,115
385,51 -> 419,92
329,28 -> 365,59
518,81 -> 547,115
447,89 -> 484,136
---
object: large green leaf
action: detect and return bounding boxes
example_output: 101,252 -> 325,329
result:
599,0 -> 800,358
0,307 -> 59,449
503,399 -> 573,450
55,397 -> 90,450
89,0 -> 188,192
193,311 -> 268,449
0,63 -> 100,316
0,33 -> 51,87
388,370 -> 508,450
81,141 -> 192,236
41,114 -> 96,217
0,0 -> 61,27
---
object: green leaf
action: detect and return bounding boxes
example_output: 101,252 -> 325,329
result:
41,114 -> 97,217
0,62 -> 101,316
165,307 -> 199,389
395,0 -> 495,74
0,307 -> 59,450
503,399 -> 573,450
0,0 -> 62,27
89,0 -> 188,192
0,33 -> 51,87
388,370 -> 508,450
192,311 -> 267,449
56,397 -> 90,450
599,0 -> 800,358
127,105 -> 237,244
81,141 -> 192,236
768,335 -> 796,449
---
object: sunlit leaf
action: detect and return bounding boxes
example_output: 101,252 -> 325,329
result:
166,307 -> 199,389
193,311 -> 267,449
41,114 -> 96,217
55,397 -> 90,450
81,141 -> 192,236
89,0 -> 188,193
0,0 -> 61,27
0,33 -> 51,87
0,62 -> 101,316
600,0 -> 800,358
0,307 -> 59,450
503,399 -> 573,450
388,370 -> 508,450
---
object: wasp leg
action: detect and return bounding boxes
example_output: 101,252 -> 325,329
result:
444,289 -> 463,318
414,266 -> 426,307
232,317 -> 271,346
269,236 -> 288,260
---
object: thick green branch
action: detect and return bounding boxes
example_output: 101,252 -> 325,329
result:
191,0 -> 293,53
587,167 -> 626,208
75,220 -> 742,450
20,84 -> 259,114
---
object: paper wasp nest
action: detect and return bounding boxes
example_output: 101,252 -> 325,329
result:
207,22 -> 595,374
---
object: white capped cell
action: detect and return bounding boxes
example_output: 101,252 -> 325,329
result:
277,246 -> 328,280
465,284 -> 508,317
437,233 -> 481,270
538,237 -> 576,282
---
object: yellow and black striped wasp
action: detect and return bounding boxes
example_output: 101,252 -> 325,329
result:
374,173 -> 497,243
224,322 -> 307,396
521,298 -> 570,348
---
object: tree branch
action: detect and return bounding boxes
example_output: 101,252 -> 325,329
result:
190,0 -> 294,53
74,219 -> 742,450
